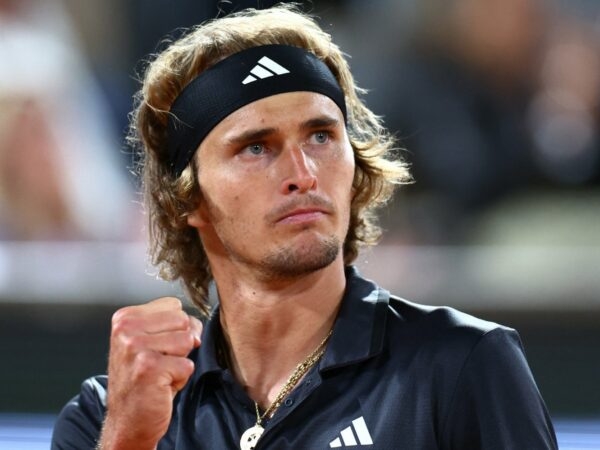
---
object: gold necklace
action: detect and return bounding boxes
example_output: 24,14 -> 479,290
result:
239,329 -> 333,450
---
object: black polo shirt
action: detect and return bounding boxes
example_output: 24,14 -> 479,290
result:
52,267 -> 557,449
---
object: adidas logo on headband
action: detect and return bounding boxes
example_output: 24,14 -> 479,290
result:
242,56 -> 290,85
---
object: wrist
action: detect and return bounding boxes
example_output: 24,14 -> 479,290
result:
98,416 -> 159,450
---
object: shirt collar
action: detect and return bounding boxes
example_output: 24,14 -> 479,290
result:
320,265 -> 390,370
189,265 -> 390,384
189,306 -> 225,385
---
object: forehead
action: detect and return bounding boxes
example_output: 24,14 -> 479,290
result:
204,91 -> 345,142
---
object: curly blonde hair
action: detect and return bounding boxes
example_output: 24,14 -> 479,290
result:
130,4 -> 411,316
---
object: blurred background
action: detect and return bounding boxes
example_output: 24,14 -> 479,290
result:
0,0 -> 598,448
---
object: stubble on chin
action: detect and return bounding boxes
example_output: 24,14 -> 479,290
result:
258,234 -> 340,281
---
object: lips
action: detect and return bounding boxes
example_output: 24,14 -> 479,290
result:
268,194 -> 335,225
277,207 -> 328,224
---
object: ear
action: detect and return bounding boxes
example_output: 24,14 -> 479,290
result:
187,202 -> 210,228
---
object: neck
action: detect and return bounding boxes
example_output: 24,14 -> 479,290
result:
214,258 -> 346,409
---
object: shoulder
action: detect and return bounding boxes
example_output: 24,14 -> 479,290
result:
383,298 -> 557,448
388,295 -> 501,331
382,296 -> 529,395
385,295 -> 515,356
51,375 -> 107,450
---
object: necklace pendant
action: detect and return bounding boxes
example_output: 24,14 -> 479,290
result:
240,424 -> 264,450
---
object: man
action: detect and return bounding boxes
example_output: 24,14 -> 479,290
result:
52,5 -> 557,449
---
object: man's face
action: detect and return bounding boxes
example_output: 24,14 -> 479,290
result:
187,91 -> 355,280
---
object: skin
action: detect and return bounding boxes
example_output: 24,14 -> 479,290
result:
99,92 -> 355,449
100,297 -> 203,449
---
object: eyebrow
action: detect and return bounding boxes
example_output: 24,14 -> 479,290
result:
300,115 -> 340,130
225,115 -> 340,146
226,127 -> 277,146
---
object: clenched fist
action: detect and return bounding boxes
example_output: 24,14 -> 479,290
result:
98,297 -> 202,450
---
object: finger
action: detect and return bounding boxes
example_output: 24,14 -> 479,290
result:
112,297 -> 183,324
145,297 -> 184,312
119,330 -> 198,357
143,309 -> 192,335
132,351 -> 195,392
189,316 -> 203,346
112,307 -> 191,336
169,356 -> 196,393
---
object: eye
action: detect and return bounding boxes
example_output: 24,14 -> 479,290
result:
311,131 -> 330,145
242,143 -> 266,156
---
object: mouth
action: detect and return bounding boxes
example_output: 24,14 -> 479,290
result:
277,207 -> 329,224
268,193 -> 335,226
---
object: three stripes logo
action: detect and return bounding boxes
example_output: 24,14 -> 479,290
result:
329,416 -> 373,447
242,56 -> 290,85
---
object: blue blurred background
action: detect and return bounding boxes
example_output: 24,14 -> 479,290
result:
0,0 -> 598,448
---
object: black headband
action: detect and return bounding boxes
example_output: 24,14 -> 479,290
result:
166,44 -> 347,176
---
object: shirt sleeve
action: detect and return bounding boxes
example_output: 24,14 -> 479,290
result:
51,376 -> 107,450
441,327 -> 558,450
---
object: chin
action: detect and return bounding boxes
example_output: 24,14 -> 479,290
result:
260,235 -> 340,279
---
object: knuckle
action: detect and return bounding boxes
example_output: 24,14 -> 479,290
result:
120,334 -> 142,353
111,307 -> 133,328
182,331 -> 195,349
168,332 -> 194,356
177,312 -> 192,329
191,317 -> 203,333
173,357 -> 194,380
191,316 -> 203,329
133,351 -> 159,375
111,316 -> 135,340
166,310 -> 191,331
181,359 -> 195,377
111,315 -> 133,337
155,296 -> 183,309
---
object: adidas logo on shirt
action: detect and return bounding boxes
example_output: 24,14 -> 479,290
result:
329,416 -> 373,447
242,56 -> 290,84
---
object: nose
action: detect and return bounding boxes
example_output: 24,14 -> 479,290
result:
279,145 -> 317,194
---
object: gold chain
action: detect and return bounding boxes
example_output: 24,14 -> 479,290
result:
255,329 -> 333,425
